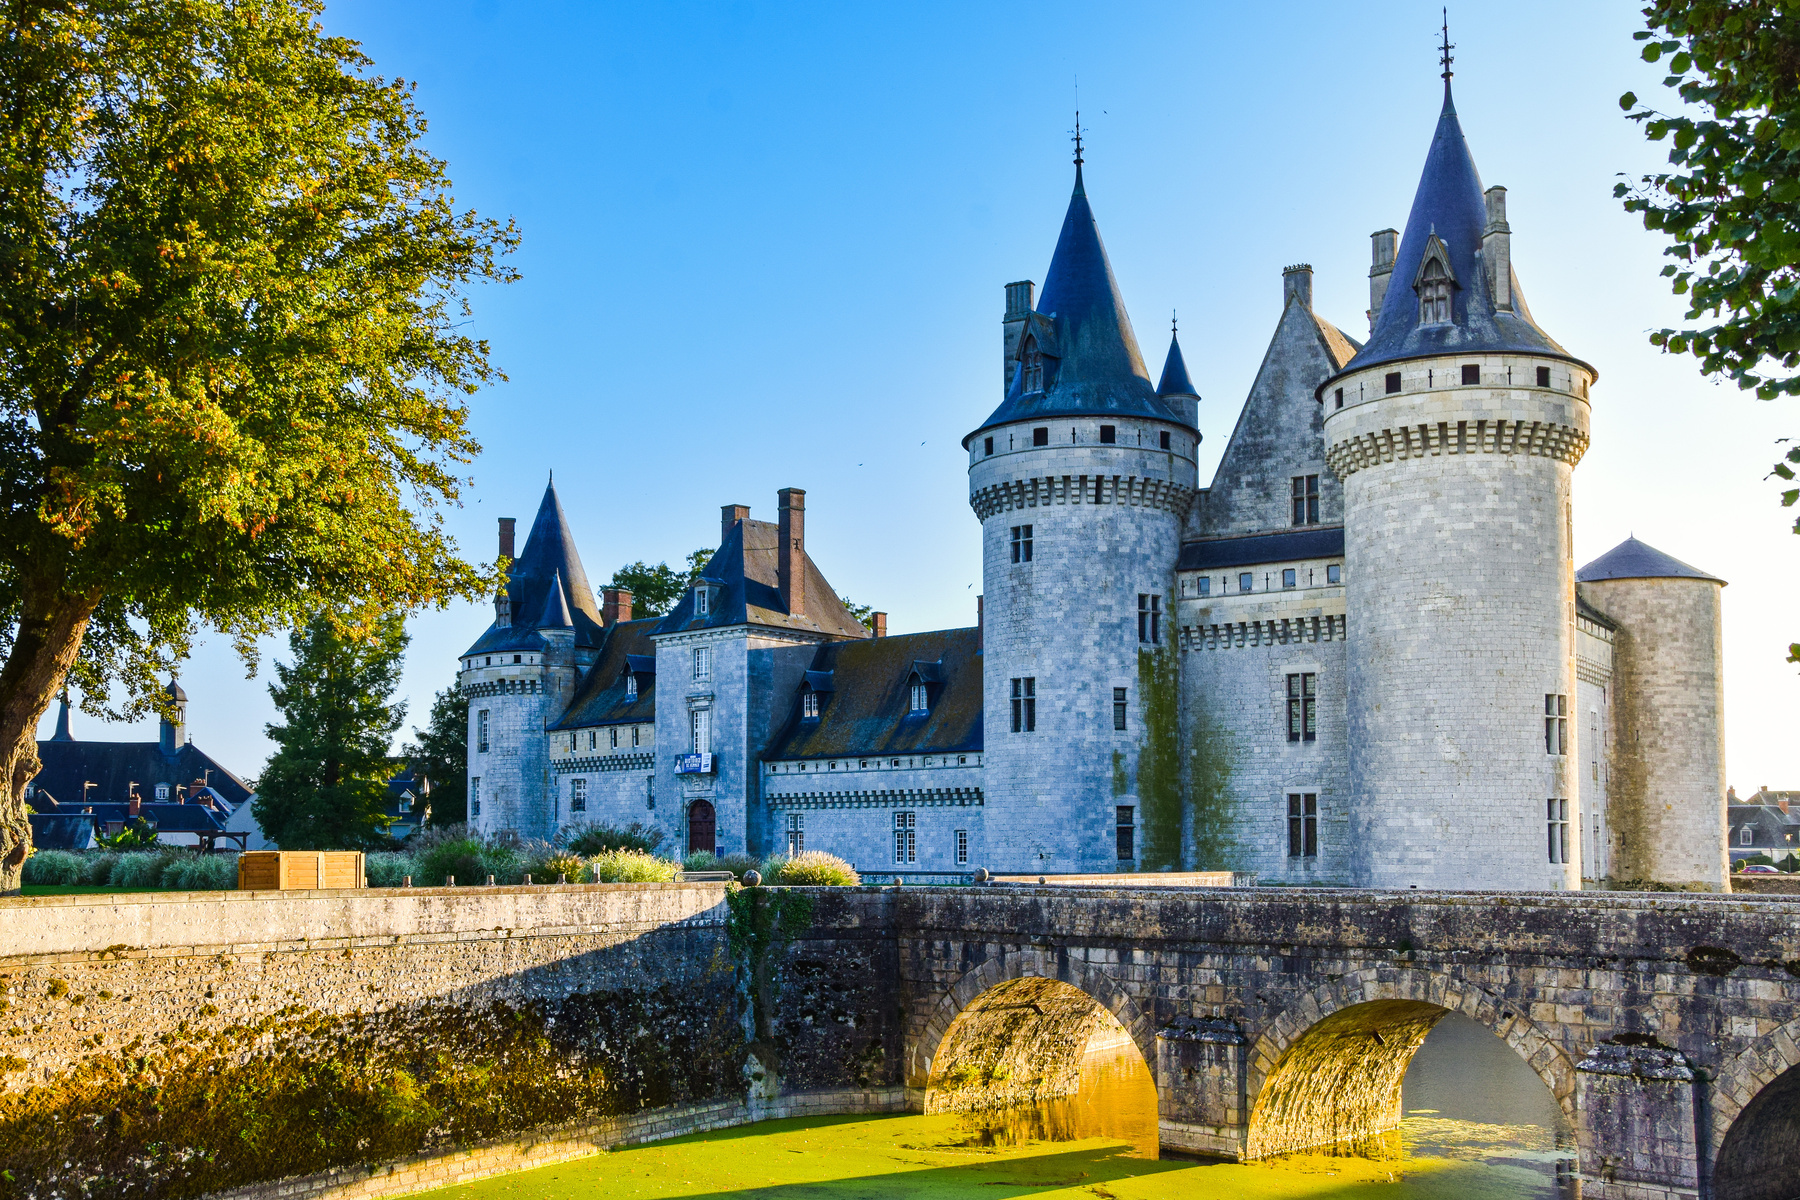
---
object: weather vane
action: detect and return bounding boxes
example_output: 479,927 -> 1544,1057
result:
1171,309 -> 1178,335
1072,110 -> 1084,166
1439,8 -> 1455,80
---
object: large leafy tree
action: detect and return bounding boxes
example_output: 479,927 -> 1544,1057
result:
0,0 -> 516,887
1616,1 -> 1800,663
402,685 -> 466,827
257,613 -> 407,849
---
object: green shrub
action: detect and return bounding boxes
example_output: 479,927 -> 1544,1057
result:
162,853 -> 236,891
558,821 -> 664,857
365,853 -> 417,887
22,850 -> 83,885
682,850 -> 759,879
587,849 -> 679,884
109,851 -> 171,889
762,850 -> 859,887
533,851 -> 589,883
416,838 -> 485,887
82,851 -> 122,885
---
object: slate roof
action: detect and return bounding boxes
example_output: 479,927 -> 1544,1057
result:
550,617 -> 661,730
1178,527 -> 1346,571
464,479 -> 604,656
1157,330 -> 1197,398
73,802 -> 232,835
653,518 -> 868,640
1577,536 -> 1724,585
1327,81 -> 1593,387
766,627 -> 983,761
28,813 -> 94,850
31,738 -> 253,811
965,165 -> 1193,445
1575,593 -> 1618,631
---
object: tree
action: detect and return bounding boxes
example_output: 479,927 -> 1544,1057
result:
1616,1 -> 1800,664
403,686 -> 467,826
608,549 -> 713,617
257,613 -> 408,849
0,1 -> 516,889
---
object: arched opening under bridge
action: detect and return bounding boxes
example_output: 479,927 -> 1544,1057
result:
1715,1061 -> 1800,1200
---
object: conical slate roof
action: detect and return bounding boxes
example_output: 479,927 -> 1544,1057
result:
1332,80 -> 1592,381
537,568 -> 575,629
462,478 -> 604,655
965,165 -> 1193,445
1157,330 -> 1197,398
1577,536 -> 1723,585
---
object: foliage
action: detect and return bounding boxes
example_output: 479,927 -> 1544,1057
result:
0,0 -> 517,890
1135,646 -> 1184,871
587,848 -> 679,884
94,816 -> 158,850
1616,1 -> 1800,662
401,687 -> 468,826
608,549 -> 714,618
19,849 -> 82,885
364,852 -> 416,887
760,850 -> 860,887
535,850 -> 589,883
838,595 -> 876,631
557,820 -> 664,856
23,848 -> 235,890
256,613 -> 409,850
682,850 -> 761,879
416,837 -> 484,887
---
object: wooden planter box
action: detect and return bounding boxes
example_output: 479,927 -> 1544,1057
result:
237,850 -> 366,891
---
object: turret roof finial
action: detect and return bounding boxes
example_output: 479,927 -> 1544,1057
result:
1072,110 -> 1084,167
1439,8 -> 1455,83
1171,309 -> 1178,335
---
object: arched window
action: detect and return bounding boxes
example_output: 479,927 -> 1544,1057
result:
1021,337 -> 1044,393
1419,258 -> 1453,325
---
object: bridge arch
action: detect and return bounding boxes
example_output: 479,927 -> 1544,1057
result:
1244,967 -> 1576,1159
1710,1014 -> 1800,1200
911,949 -> 1156,1113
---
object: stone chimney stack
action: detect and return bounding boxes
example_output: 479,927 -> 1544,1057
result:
777,488 -> 806,618
602,588 -> 634,625
871,611 -> 887,638
495,517 -> 516,628
1482,186 -> 1512,311
1002,280 -> 1035,392
1282,264 -> 1313,311
721,504 -> 750,547
1368,228 -> 1399,331
498,517 -> 516,562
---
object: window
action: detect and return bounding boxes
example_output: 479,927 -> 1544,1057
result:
471,777 -> 481,818
984,436 -> 994,456
1160,431 -> 1172,450
786,811 -> 804,856
1022,339 -> 1043,392
1116,806 -> 1135,860
1419,257 -> 1452,324
626,672 -> 638,699
1537,365 -> 1551,388
1334,387 -> 1344,410
632,725 -> 641,747
893,811 -> 916,864
1287,793 -> 1318,858
611,727 -> 619,749
1113,687 -> 1128,731
691,707 -> 711,754
696,587 -> 709,616
398,796 -> 412,813
1198,576 -> 1211,597
477,709 -> 490,753
1010,524 -> 1033,563
485,656 -> 492,666
1292,475 -> 1320,525
1239,572 -> 1253,594
1032,427 -> 1049,447
955,829 -> 968,865
1740,824 -> 1754,847
1327,564 -> 1342,585
155,784 -> 170,800
693,645 -> 711,679
909,680 -> 929,713
570,778 -> 588,813
1282,569 -> 1297,589
1137,594 -> 1161,643
1100,424 -> 1116,444
1287,673 -> 1317,743
1545,694 -> 1567,755
1548,798 -> 1570,863
514,654 -> 522,664
588,730 -> 597,750
1461,363 -> 1480,385
802,689 -> 821,719
1010,677 -> 1036,733
1385,372 -> 1401,394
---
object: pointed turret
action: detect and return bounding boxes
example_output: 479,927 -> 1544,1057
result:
465,477 -> 603,655
51,693 -> 72,742
1156,328 -> 1196,401
537,568 -> 575,629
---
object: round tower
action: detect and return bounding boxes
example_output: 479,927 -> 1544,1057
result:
964,160 -> 1198,873
1319,75 -> 1594,890
1576,538 -> 1728,890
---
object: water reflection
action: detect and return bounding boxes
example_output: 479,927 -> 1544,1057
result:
953,1028 -> 1160,1159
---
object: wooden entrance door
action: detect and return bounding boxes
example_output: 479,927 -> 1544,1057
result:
687,799 -> 716,854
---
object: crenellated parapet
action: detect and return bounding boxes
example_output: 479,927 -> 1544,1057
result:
970,473 -> 1196,521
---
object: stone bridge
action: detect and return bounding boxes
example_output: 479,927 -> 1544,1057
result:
790,884 -> 1800,1200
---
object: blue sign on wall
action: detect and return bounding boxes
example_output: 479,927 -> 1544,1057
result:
676,753 -> 714,775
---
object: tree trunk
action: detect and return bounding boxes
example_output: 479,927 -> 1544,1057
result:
0,579 -> 104,894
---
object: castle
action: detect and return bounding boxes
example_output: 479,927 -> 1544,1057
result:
461,72 -> 1730,891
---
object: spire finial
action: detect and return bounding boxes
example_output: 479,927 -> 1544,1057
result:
1171,309 -> 1178,335
1439,8 -> 1455,81
1072,110 -> 1083,167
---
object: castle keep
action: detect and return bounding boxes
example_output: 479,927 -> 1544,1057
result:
461,74 -> 1729,891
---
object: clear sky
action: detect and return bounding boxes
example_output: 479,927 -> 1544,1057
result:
55,0 -> 1798,795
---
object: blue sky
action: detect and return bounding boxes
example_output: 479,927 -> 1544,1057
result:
58,1 -> 1798,794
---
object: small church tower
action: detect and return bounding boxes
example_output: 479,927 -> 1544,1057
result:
964,143 -> 1200,872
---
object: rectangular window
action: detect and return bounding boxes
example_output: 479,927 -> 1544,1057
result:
633,724 -> 642,747
1032,427 -> 1049,447
786,811 -> 804,856
1327,563 -> 1342,585
1287,673 -> 1317,743
1116,805 -> 1135,860
802,690 -> 820,719
1462,363 -> 1480,385
1099,424 -> 1116,444
909,681 -> 928,713
893,811 -> 916,864
1292,475 -> 1320,525
1113,686 -> 1128,731
1010,677 -> 1036,733
626,673 -> 638,698
1239,572 -> 1253,594
1010,524 -> 1033,563
470,777 -> 480,819
691,707 -> 711,754
477,709 -> 490,753
1137,594 -> 1161,643
955,828 -> 969,865
1160,430 -> 1172,450
693,645 -> 711,679
1282,568 -> 1297,589
570,778 -> 588,813
1334,387 -> 1344,409
1287,793 -> 1318,858
1536,365 -> 1551,388
1545,694 -> 1567,755
1385,371 -> 1402,394
984,436 -> 994,456
611,727 -> 619,749
1741,824 -> 1754,847
1198,576 -> 1211,597
696,587 -> 709,616
1548,798 -> 1569,863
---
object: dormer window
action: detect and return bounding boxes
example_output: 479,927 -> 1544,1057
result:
1022,337 -> 1044,393
1419,258 -> 1452,324
696,586 -> 710,616
626,672 -> 638,699
398,795 -> 413,814
802,689 -> 820,720
155,784 -> 170,800
909,680 -> 928,714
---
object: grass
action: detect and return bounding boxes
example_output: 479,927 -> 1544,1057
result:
19,885 -> 165,896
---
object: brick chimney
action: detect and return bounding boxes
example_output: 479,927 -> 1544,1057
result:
498,517 -> 516,562
602,587 -> 634,625
495,517 -> 516,628
127,787 -> 141,817
721,504 -> 750,546
777,488 -> 806,618
871,611 -> 887,638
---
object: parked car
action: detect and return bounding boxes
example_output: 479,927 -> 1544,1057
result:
1740,865 -> 1781,874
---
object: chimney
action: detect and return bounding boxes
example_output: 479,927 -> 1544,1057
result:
1782,797 -> 1791,817
495,516 -> 516,628
721,504 -> 750,548
159,683 -> 186,758
497,517 -> 516,562
602,587 -> 634,625
777,487 -> 806,618
1002,280 -> 1035,392
1482,186 -> 1512,311
1282,264 -> 1313,311
977,595 -> 984,651
1368,228 -> 1399,332
127,787 -> 141,817
871,611 -> 887,638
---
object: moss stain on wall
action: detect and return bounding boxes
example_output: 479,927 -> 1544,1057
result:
1186,699 -> 1242,871
1136,647 -> 1183,871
